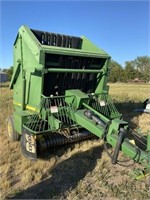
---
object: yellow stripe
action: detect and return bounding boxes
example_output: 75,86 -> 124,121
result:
13,101 -> 38,112
136,173 -> 150,180
26,105 -> 37,112
13,101 -> 22,106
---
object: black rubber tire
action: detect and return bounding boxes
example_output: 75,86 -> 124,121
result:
6,116 -> 20,141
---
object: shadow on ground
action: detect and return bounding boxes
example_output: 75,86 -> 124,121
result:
115,101 -> 143,126
9,145 -> 102,199
115,101 -> 143,114
39,137 -> 98,161
115,101 -> 148,150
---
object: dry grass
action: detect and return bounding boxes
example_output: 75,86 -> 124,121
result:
132,113 -> 150,134
109,83 -> 150,102
0,83 -> 150,199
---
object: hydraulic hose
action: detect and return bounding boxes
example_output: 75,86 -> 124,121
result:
112,128 -> 127,164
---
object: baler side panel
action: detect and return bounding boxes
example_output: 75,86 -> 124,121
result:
81,36 -> 108,55
12,36 -> 22,106
95,58 -> 110,94
18,25 -> 43,65
21,32 -> 43,106
28,74 -> 42,106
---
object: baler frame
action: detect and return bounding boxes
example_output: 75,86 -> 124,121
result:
7,25 -> 150,178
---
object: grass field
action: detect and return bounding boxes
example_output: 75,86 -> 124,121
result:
109,83 -> 150,102
0,83 -> 150,199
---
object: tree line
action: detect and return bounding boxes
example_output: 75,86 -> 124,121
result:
1,56 -> 150,83
1,66 -> 13,81
109,56 -> 150,83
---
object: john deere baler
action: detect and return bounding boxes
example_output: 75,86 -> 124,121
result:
7,25 -> 150,175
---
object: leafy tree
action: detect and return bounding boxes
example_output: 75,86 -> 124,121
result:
134,56 -> 150,82
108,60 -> 123,82
124,61 -> 137,81
7,66 -> 13,81
108,56 -> 150,83
2,66 -> 13,81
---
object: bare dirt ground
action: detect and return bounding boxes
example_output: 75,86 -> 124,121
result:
0,83 -> 150,199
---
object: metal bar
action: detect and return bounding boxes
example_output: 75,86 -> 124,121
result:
21,78 -> 26,110
46,68 -> 102,73
60,98 -> 66,123
10,63 -> 21,89
41,94 -> 75,99
30,114 -> 39,131
147,133 -> 150,151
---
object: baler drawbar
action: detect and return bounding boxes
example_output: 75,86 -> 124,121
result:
7,25 -> 150,175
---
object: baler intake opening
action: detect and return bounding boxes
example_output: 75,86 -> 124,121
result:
43,72 -> 98,96
43,54 -> 107,96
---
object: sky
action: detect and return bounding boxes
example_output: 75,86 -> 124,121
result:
0,0 -> 149,69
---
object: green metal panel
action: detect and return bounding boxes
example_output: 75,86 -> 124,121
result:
147,133 -> 150,151
17,25 -> 42,65
81,36 -> 108,55
13,110 -> 34,134
65,90 -> 89,110
74,109 -> 105,137
28,74 -> 42,106
96,58 -> 111,93
44,47 -> 110,59
13,68 -> 22,105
